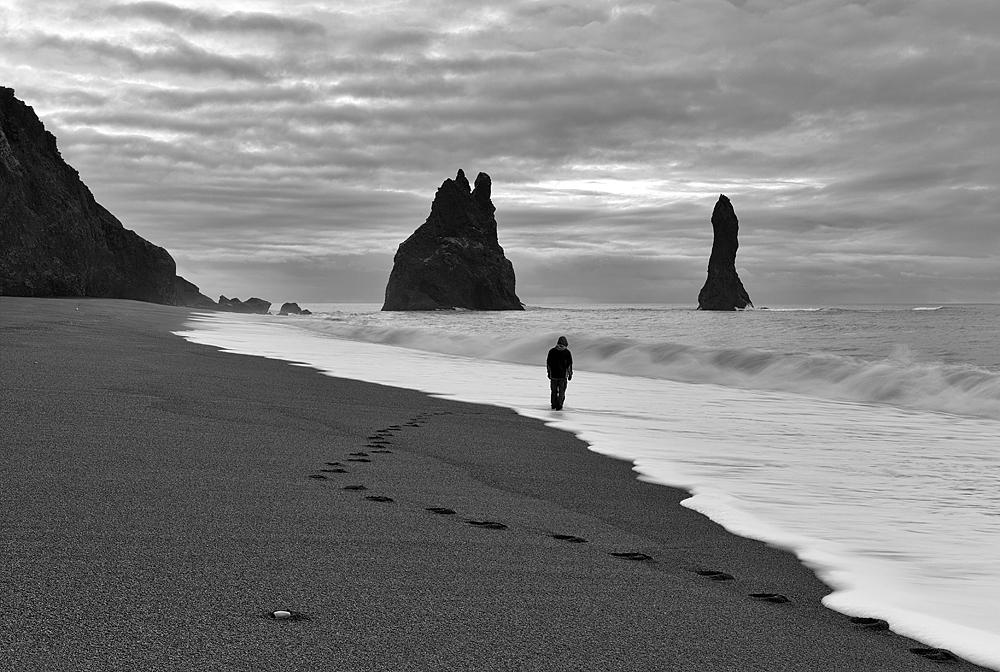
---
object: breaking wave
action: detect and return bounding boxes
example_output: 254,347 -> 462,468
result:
300,319 -> 999,420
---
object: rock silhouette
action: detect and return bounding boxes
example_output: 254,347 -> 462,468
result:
697,195 -> 753,311
382,170 -> 523,311
278,302 -> 311,315
173,276 -> 217,309
218,296 -> 271,314
0,87 -> 185,303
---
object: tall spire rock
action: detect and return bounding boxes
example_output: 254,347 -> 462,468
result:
382,169 -> 523,311
0,87 -> 183,304
697,194 -> 754,310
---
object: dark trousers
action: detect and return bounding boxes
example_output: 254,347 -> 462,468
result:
550,378 -> 568,410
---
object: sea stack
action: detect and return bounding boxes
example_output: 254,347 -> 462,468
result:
697,194 -> 753,311
382,169 -> 523,311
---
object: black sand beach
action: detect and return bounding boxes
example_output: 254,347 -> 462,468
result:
0,298 -> 985,671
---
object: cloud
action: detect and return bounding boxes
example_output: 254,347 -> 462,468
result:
103,1 -> 327,37
0,0 -> 996,304
174,253 -> 394,304
514,251 -> 707,305
21,32 -> 273,80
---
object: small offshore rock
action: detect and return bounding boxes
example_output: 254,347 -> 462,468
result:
278,302 -> 311,315
218,296 -> 271,314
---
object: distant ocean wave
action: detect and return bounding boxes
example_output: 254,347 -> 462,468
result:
303,319 -> 1000,419
760,305 -> 950,313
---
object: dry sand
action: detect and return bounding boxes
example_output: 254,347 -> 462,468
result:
0,297 -> 985,671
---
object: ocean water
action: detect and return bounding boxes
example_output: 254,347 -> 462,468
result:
176,303 -> 1000,669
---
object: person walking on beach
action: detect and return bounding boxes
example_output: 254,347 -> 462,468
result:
546,336 -> 573,410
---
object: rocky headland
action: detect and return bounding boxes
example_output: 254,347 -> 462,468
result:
0,87 -> 216,307
697,194 -> 753,311
173,276 -> 217,309
382,169 -> 523,311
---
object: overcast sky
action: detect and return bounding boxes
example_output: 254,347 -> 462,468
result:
2,0 -> 997,305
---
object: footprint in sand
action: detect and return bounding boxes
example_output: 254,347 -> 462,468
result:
347,458 -> 372,463
696,570 -> 735,581
551,534 -> 588,543
308,474 -> 328,480
749,593 -> 790,604
343,485 -> 368,491
426,507 -> 457,515
371,449 -> 393,454
320,468 -> 348,473
910,648 -> 958,663
349,452 -> 369,456
611,551 -> 656,562
850,616 -> 890,631
365,495 -> 394,503
466,520 -> 508,530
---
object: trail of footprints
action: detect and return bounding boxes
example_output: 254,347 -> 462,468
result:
304,412 -> 962,665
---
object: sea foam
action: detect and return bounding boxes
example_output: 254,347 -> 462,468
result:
177,311 -> 1000,670
299,317 -> 1000,419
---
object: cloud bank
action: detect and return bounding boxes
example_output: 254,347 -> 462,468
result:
2,0 -> 997,304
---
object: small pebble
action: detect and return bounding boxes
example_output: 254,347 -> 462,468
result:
272,610 -> 293,620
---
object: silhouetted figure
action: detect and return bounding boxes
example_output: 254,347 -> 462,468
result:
546,336 -> 573,410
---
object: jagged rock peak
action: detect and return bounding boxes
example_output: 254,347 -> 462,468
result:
455,168 -> 470,192
697,194 -> 753,311
381,169 -> 523,311
473,171 -> 491,206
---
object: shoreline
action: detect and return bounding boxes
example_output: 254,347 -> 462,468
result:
1,297 -> 987,670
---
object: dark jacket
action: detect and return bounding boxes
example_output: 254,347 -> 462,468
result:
546,347 -> 573,380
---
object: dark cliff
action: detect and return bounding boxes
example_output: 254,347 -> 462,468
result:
697,194 -> 753,311
0,87 -> 181,304
382,169 -> 523,311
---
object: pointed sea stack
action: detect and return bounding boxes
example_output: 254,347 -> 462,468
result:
697,194 -> 753,311
382,169 -> 523,311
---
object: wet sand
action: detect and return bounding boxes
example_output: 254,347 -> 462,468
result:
0,297 -> 984,671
